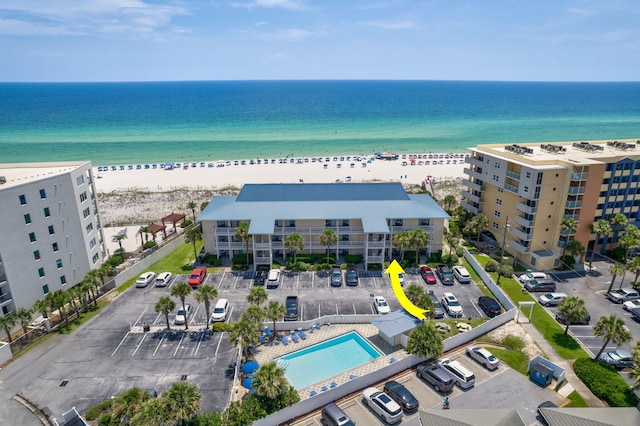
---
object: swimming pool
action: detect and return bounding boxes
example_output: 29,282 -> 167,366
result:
275,331 -> 382,389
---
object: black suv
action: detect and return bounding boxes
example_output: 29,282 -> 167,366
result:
331,265 -> 343,287
253,266 -> 269,286
436,264 -> 454,285
478,296 -> 501,317
284,296 -> 299,321
524,279 -> 556,292
346,264 -> 359,286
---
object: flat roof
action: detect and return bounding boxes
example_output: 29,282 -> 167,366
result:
370,310 -> 423,336
0,161 -> 90,190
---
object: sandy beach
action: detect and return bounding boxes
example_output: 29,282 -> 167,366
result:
95,153 -> 467,227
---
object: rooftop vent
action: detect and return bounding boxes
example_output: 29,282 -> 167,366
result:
0,176 -> 5,184
540,144 -> 567,154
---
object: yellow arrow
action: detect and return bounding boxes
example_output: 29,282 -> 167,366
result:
385,260 -> 428,320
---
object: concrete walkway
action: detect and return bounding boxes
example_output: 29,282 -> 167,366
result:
521,322 -> 607,407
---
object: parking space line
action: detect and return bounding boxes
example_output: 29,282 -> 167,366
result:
370,303 -> 374,314
297,274 -> 300,289
153,313 -> 162,325
353,303 -> 357,315
301,304 -> 304,320
193,331 -> 205,357
336,303 -> 339,315
173,333 -> 186,356
216,273 -> 225,289
225,307 -> 234,323
133,307 -> 148,327
190,306 -> 201,326
153,333 -> 166,357
311,273 -> 314,288
468,298 -> 482,316
111,332 -> 130,357
168,277 -> 177,289
318,305 -> 321,318
132,335 -> 147,357
212,333 -> 225,367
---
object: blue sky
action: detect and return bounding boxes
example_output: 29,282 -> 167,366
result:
1,0 -> 639,82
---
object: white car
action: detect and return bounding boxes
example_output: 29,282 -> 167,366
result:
609,288 -> 640,304
174,303 -> 192,325
135,272 -> 156,288
537,292 -> 567,307
452,266 -> 471,283
466,345 -> 499,370
155,272 -> 172,287
362,387 -> 403,424
623,298 -> 640,311
374,296 -> 390,314
442,292 -> 464,317
518,271 -> 547,283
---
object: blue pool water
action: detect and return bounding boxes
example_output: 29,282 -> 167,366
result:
275,331 -> 382,389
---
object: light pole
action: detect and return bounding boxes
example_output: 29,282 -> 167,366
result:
497,216 -> 510,284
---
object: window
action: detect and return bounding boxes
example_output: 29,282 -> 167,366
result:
83,207 -> 90,218
496,199 -> 502,206
48,225 -> 55,235
216,220 -> 227,228
495,162 -> 501,169
492,222 -> 499,229
526,172 -> 531,179
29,232 -> 36,243
218,236 -> 228,243
419,219 -> 430,226
52,242 -> 59,252
325,220 -> 335,227
86,223 -> 93,234
288,220 -> 295,228
89,238 -> 96,249
92,253 -> 99,264
39,188 -> 47,199
498,188 -> 504,193
38,267 -> 45,277
33,250 -> 40,260
76,175 -> 84,186
493,174 -> 499,182
341,235 -> 349,242
230,220 -> 240,228
56,259 -> 63,268
42,284 -> 49,295
536,172 -> 543,184
44,207 -> 50,217
24,213 -> 32,224
60,275 -> 67,285
79,191 -> 87,202
394,219 -> 403,226
19,194 -> 27,205
494,210 -> 501,218
274,220 -> 282,228
341,220 -> 350,227
524,186 -> 529,193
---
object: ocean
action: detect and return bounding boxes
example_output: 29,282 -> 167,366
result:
1,80 -> 640,165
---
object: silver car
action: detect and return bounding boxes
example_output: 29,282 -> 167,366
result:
599,350 -> 634,369
608,288 -> 640,304
537,292 -> 567,307
174,303 -> 192,325
466,345 -> 499,370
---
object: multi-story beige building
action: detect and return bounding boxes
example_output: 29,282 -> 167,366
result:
199,182 -> 448,268
462,139 -> 640,270
0,162 -> 107,316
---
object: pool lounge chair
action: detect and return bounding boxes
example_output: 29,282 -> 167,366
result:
321,386 -> 328,392
309,390 -> 318,396
330,381 -> 337,388
259,334 -> 266,344
297,329 -> 307,339
264,327 -> 274,338
290,331 -> 299,343
280,334 -> 290,345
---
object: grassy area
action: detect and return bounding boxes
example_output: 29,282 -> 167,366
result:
57,298 -> 110,335
565,390 -> 589,408
489,346 -> 529,375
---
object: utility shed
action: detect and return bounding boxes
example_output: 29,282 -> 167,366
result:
370,310 -> 422,346
530,362 -> 554,387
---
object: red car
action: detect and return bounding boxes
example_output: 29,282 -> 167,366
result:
420,266 -> 437,285
187,268 -> 206,288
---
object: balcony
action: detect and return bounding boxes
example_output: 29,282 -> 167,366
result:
254,256 -> 271,264
566,200 -> 582,209
563,213 -> 579,220
511,227 -> 533,241
462,178 -> 482,192
465,156 -> 484,168
463,167 -> 484,181
367,255 -> 385,263
571,171 -> 588,181
254,243 -> 271,249
568,186 -> 585,195
516,202 -> 537,214
506,170 -> 521,180
460,200 -> 480,215
0,274 -> 6,284
513,215 -> 535,228
0,291 -> 12,304
560,228 -> 576,236
366,241 -> 385,248
461,190 -> 482,204
557,239 -> 567,248
504,183 -> 519,194
510,240 -> 530,254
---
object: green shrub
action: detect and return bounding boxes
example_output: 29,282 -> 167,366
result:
485,259 -> 499,272
204,253 -> 222,266
310,263 -> 332,271
502,335 -> 525,350
455,246 -> 465,257
212,322 -> 234,332
368,263 -> 383,271
499,265 -> 514,279
85,399 -> 112,421
560,255 -> 576,270
231,264 -> 249,271
180,220 -> 193,228
344,254 -> 362,264
289,261 -> 308,272
106,255 -> 124,267
573,358 -> 639,407
442,253 -> 459,266
427,250 -> 442,262
232,253 -> 253,264
142,241 -> 157,250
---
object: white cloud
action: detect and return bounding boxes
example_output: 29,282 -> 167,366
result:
366,20 -> 415,30
567,7 -> 597,17
230,0 -> 307,10
265,51 -> 287,60
274,28 -> 314,40
254,21 -> 269,26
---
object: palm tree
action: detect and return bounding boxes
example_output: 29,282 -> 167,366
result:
49,290 -> 69,326
393,231 -> 411,261
155,296 -> 176,330
235,222 -> 251,265
246,286 -> 268,306
590,219 -> 612,265
406,284 -> 424,306
114,233 -> 127,251
284,233 -> 305,263
252,361 -> 290,400
33,299 -> 50,320
194,285 -> 218,325
110,387 -> 150,424
560,217 -> 578,258
620,224 -> 640,259
473,214 -> 490,242
186,201 -> 198,223
406,322 -> 443,359
609,213 -> 628,248
593,314 -> 632,359
264,301 -> 286,333
319,229 -> 338,265
131,397 -> 171,426
229,318 -> 260,359
0,313 -> 17,343
184,225 -> 203,263
564,240 -> 585,268
443,194 -> 457,211
171,283 -> 192,330
164,381 -> 202,425
557,296 -> 588,335
444,228 -> 458,255
84,269 -> 101,306
242,304 -> 265,325
409,228 -> 429,264
629,341 -> 640,390
138,225 -> 150,249
606,263 -> 625,294
627,256 -> 640,288
200,201 -> 209,212
14,307 -> 33,337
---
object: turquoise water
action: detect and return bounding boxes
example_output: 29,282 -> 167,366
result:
275,331 -> 381,389
1,81 -> 640,164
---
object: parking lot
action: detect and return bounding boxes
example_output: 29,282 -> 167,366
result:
294,352 -> 564,425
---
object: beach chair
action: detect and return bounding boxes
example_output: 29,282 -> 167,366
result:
297,329 -> 307,339
321,386 -> 328,392
259,334 -> 266,344
330,381 -> 337,388
264,327 -> 274,339
280,334 -> 290,345
310,390 -> 318,397
290,331 -> 299,343
308,325 -> 315,333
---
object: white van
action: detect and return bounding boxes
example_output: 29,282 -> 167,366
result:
518,271 -> 547,283
210,299 -> 230,322
267,269 -> 280,288
452,266 -> 471,283
438,358 -> 475,389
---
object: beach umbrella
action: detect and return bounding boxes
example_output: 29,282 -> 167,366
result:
242,360 -> 259,374
242,377 -> 254,390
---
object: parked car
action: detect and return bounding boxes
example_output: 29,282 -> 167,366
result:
284,296 -> 299,321
442,292 -> 463,317
630,307 -> 640,322
331,265 -> 343,287
154,272 -> 172,287
466,346 -> 499,370
524,279 -> 556,292
537,400 -> 558,422
321,403 -> 355,426
438,358 -> 476,389
253,266 -> 269,286
210,299 -> 229,322
436,264 -> 454,285
420,265 -> 437,285
187,268 -> 206,288
427,290 -> 445,319
416,363 -> 454,393
136,272 -> 156,288
346,264 -> 358,286
362,387 -> 403,424
537,292 -> 567,307
608,288 -> 640,304
519,271 -> 548,283
599,349 -> 634,369
383,380 -> 419,413
623,298 -> 640,311
174,303 -> 192,325
555,309 -> 591,325
374,296 -> 390,314
267,269 -> 280,288
452,266 -> 471,283
478,296 -> 501,317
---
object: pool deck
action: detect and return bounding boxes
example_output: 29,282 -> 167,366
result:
250,324 -> 407,400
